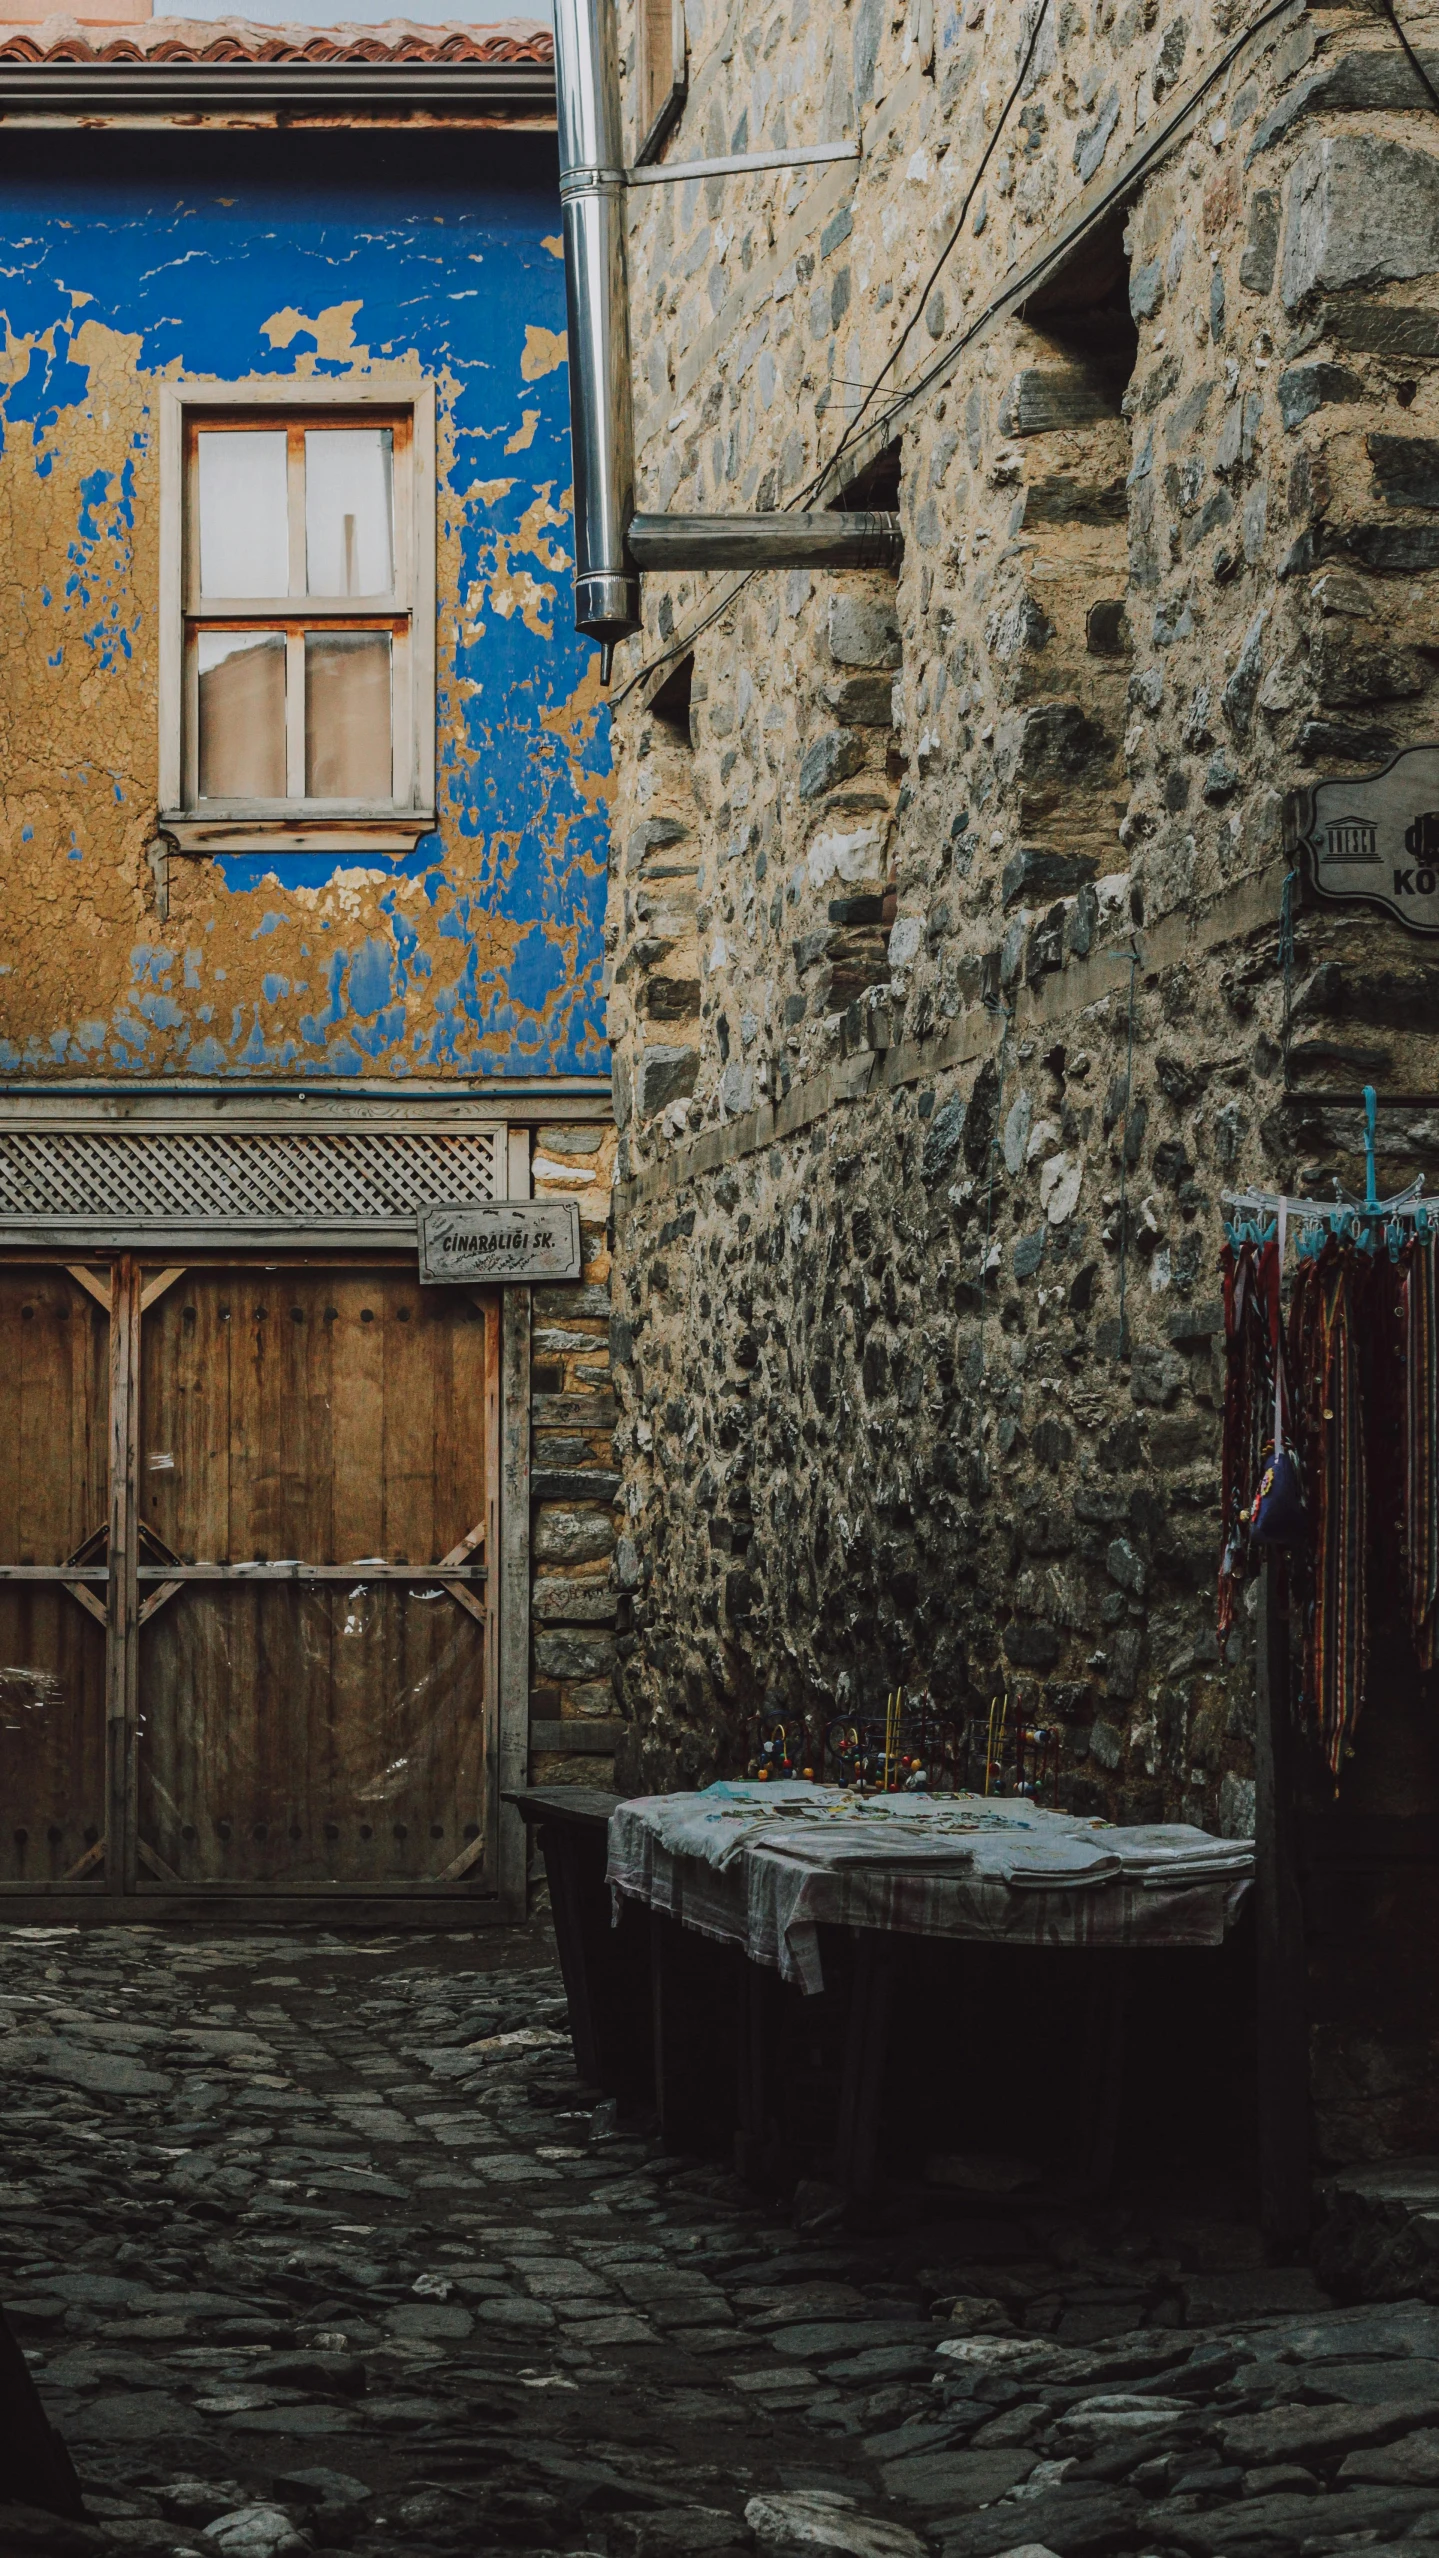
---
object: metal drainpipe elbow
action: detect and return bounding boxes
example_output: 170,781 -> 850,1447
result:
552,0 -> 642,670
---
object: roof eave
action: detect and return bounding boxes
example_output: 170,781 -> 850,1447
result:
0,60 -> 556,115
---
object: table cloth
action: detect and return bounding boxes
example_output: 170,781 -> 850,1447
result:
608,1781 -> 1252,1992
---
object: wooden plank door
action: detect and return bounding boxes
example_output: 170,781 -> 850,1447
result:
0,1266 -> 111,1884
134,1266 -> 500,1891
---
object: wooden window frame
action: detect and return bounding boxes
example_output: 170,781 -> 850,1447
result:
634,0 -> 687,165
158,377 -> 437,858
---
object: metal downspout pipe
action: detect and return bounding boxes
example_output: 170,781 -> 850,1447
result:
552,0 -> 640,681
552,0 -> 903,670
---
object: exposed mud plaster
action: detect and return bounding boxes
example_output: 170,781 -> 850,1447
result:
519,325 -> 567,381
0,130 -> 611,1083
260,298 -> 368,363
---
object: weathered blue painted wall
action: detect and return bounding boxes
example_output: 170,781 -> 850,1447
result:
0,130 -> 610,1079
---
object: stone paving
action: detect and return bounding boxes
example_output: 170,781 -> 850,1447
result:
3,1924 -> 1439,2558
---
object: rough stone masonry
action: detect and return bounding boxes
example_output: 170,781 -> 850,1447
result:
596,0 -> 1439,2154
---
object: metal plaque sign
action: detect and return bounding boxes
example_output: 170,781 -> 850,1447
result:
1294,744 -> 1439,935
418,1200 -> 581,1284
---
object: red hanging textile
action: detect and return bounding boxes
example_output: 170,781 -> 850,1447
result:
1289,1245 -> 1367,1776
1365,1243 -> 1408,1651
1402,1230 -> 1439,1670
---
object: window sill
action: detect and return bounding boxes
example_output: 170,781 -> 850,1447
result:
160,811 -> 437,857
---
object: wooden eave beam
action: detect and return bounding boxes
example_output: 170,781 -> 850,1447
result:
627,510 -> 902,572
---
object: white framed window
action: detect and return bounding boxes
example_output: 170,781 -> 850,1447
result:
158,377 -> 436,855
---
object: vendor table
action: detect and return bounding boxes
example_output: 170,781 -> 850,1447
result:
512,1781 -> 1254,2202
613,1781 -> 1252,2194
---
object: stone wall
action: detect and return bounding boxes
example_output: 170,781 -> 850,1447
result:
529,1128 -> 621,1788
599,0 -> 1439,2154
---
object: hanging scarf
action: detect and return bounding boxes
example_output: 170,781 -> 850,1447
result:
1289,1245 -> 1367,1776
1403,1229 -> 1439,1669
1365,1242 -> 1408,1649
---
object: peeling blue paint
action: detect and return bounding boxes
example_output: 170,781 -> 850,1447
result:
345,937 -> 394,1021
0,133 -> 611,1085
136,992 -> 183,1030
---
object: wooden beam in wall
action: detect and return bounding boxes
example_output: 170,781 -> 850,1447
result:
140,1266 -> 187,1315
65,1264 -> 111,1314
530,1719 -> 622,1756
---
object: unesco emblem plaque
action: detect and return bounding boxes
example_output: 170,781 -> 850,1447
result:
1293,744 -> 1439,935
418,1200 -> 581,1284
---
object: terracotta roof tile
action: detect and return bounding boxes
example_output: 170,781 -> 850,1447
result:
0,13 -> 553,67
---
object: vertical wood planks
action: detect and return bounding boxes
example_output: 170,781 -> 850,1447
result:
337,1276 -> 387,1562
0,1588 -> 107,1882
0,1272 -> 109,1880
0,1271 -> 108,1562
498,1122 -> 532,1918
106,1254 -> 141,1895
498,1285 -> 529,1919
383,1267 -> 436,1561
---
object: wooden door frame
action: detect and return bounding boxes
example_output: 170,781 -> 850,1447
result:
0,1248 -> 521,1925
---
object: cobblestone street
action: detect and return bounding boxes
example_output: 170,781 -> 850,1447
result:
4,1925 -> 1439,2558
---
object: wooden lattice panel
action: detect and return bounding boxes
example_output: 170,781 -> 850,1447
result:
0,1125 -> 501,1242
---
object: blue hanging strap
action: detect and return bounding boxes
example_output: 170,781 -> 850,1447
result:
1223,1215 -> 1277,1249
1224,1088 -> 1429,1256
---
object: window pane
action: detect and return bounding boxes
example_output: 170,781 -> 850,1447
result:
198,431 -> 289,597
305,631 -> 392,799
306,430 -> 394,596
198,631 -> 286,799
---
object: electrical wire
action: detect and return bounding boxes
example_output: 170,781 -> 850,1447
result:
800,0 -> 1053,497
612,0 -> 1300,705
611,0 -> 1053,708
610,0 -> 1050,712
1382,0 -> 1439,117
816,0 -> 1299,487
610,565 -> 761,707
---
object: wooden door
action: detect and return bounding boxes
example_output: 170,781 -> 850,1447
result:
0,1257 -> 499,1899
136,1267 -> 497,1887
